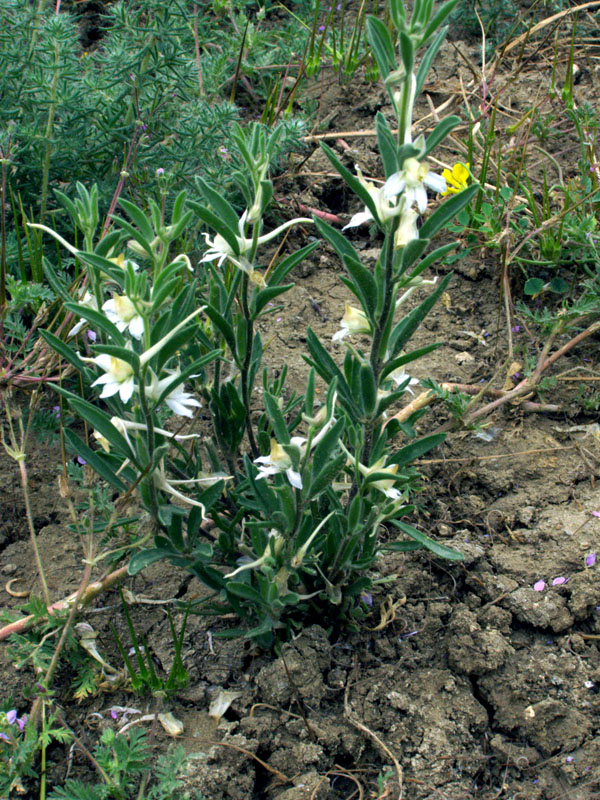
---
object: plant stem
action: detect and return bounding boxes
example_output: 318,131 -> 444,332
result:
239,273 -> 259,458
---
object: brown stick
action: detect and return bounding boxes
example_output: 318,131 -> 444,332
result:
0,565 -> 128,641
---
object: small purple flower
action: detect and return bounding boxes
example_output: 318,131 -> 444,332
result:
52,405 -> 61,418
0,732 -> 9,742
77,456 -> 86,466
17,715 -> 26,732
586,552 -> 596,567
111,709 -> 118,720
552,576 -> 566,586
533,580 -> 546,592
592,510 -> 600,518
360,592 -> 373,607
566,756 -> 574,763
156,168 -> 164,177
6,711 -> 17,725
319,24 -> 325,30
511,325 -> 521,332
87,329 -> 97,343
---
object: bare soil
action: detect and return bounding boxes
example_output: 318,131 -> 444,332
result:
2,21 -> 600,800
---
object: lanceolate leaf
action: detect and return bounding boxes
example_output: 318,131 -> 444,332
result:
385,519 -> 464,560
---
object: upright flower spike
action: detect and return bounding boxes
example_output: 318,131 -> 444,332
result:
384,158 -> 446,213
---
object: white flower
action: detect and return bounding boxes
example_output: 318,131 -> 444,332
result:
86,354 -> 135,403
343,166 -> 404,230
384,158 -> 446,213
146,370 -> 202,418
394,207 -> 419,249
102,295 -> 144,339
69,290 -> 100,336
254,437 -> 306,489
332,303 -> 372,342
201,211 -> 312,272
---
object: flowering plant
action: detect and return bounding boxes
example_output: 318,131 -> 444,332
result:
39,0 -> 477,649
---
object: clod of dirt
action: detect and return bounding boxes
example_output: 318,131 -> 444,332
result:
273,771 -> 331,800
182,734 -> 259,799
520,699 -> 592,753
255,626 -> 330,707
445,606 -> 514,675
504,587 -> 574,632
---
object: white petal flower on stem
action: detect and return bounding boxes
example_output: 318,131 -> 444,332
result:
85,354 -> 135,403
146,370 -> 202,418
69,290 -> 100,336
102,295 -> 145,339
384,158 -> 447,213
332,303 -> 372,342
201,211 -> 312,272
254,437 -> 306,489
343,166 -> 403,230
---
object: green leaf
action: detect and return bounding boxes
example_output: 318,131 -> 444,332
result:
420,0 -> 461,47
64,430 -> 127,491
366,16 -> 396,82
110,215 -> 154,258
304,329 -> 359,416
39,330 -> 87,373
252,284 -> 294,317
263,391 -> 290,444
388,272 -> 452,355
188,200 -> 241,257
195,176 -> 241,234
128,548 -> 168,575
268,241 -> 320,286
63,302 -> 125,346
380,344 -> 441,380
204,306 -> 237,355
227,581 -> 267,606
311,417 -> 345,477
312,216 -> 378,317
524,277 -> 544,296
90,343 -> 140,372
118,198 -> 154,241
398,31 -> 414,75
61,394 -> 132,456
319,143 -> 380,226
376,112 -> 399,178
359,363 -> 377,416
422,116 -> 461,158
308,452 -> 346,499
388,432 -> 445,467
419,184 -> 479,240
415,26 -> 447,95
386,520 -> 464,560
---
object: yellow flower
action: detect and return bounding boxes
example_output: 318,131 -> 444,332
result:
441,162 -> 470,196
